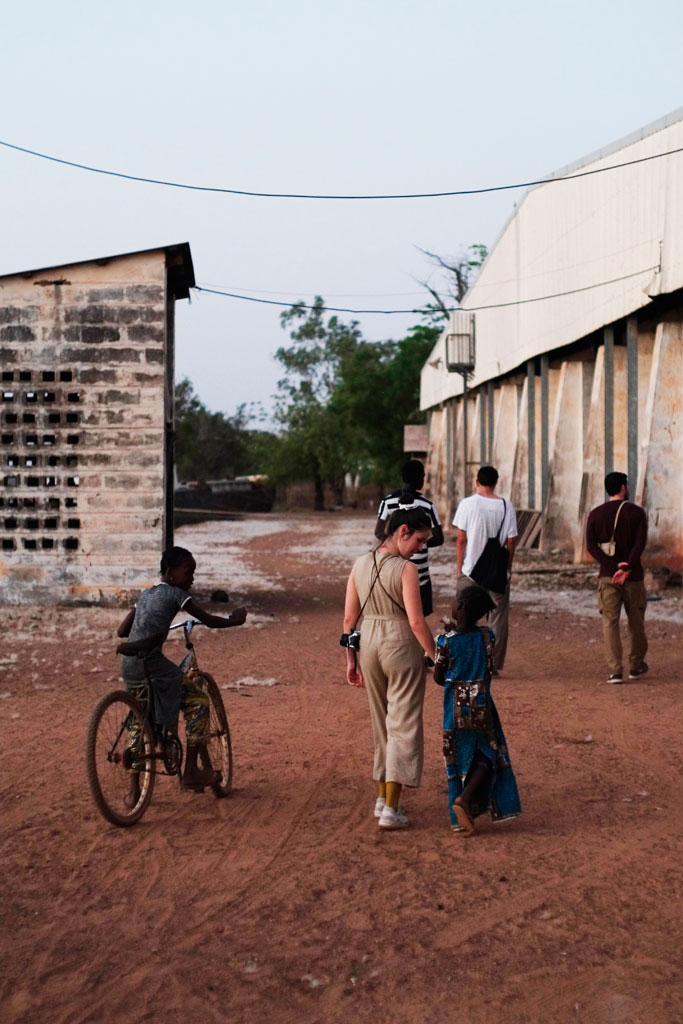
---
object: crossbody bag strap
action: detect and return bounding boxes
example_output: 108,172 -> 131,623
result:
373,551 -> 406,614
607,500 -> 627,544
352,554 -> 383,630
495,499 -> 507,545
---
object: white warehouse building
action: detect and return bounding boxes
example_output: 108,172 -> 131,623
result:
420,108 -> 683,569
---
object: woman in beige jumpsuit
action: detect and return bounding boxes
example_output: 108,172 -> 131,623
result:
343,508 -> 436,829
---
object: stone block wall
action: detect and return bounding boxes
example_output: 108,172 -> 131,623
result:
0,250 -> 176,604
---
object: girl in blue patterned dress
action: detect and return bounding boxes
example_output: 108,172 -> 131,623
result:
434,586 -> 521,834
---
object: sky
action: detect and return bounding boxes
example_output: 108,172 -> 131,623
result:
2,0 -> 682,424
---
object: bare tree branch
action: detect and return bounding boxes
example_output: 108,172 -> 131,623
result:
416,244 -> 488,313
414,277 -> 451,317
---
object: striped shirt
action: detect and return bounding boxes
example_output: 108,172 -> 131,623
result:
376,490 -> 442,587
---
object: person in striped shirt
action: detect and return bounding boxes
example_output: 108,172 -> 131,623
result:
375,460 -> 443,616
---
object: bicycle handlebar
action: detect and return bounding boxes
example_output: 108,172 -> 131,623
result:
169,619 -> 203,634
118,619 -> 206,657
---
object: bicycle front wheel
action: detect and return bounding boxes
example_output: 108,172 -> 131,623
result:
198,672 -> 233,797
86,690 -> 156,827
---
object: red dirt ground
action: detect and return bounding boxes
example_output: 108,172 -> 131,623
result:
1,512 -> 682,1024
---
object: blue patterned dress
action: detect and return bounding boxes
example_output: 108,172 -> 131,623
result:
436,626 -> 521,828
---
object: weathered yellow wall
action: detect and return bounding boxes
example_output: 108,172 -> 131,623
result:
0,251 -> 171,604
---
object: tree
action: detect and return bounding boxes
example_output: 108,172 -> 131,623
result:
174,379 -> 270,482
416,243 -> 488,324
272,298 -> 364,506
270,300 -> 440,503
327,323 -> 439,485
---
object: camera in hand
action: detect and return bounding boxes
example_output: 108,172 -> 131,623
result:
340,630 -> 361,651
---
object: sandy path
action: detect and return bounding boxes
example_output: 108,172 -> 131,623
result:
1,512 -> 682,1024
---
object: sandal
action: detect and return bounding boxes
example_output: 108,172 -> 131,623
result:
452,799 -> 476,836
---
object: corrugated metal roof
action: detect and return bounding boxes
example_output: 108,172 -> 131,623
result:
421,109 -> 683,409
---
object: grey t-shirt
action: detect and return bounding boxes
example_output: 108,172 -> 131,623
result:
120,582 -> 192,728
127,582 -> 191,655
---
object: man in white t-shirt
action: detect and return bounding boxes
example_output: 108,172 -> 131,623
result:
453,465 -> 518,672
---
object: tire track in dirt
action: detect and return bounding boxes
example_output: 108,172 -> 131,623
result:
3,513 -> 683,1024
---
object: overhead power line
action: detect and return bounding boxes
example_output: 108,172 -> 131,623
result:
193,264 -> 659,314
462,265 -> 659,312
193,286 -> 420,314
1,137 -> 683,200
196,280 -> 427,298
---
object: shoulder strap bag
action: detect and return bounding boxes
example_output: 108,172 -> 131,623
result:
469,500 -> 509,595
341,551 -> 406,661
597,500 -> 628,557
344,550 -> 401,639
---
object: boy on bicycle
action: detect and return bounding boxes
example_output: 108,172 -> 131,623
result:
117,546 -> 246,800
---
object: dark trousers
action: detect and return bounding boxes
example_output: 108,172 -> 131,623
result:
419,580 -> 433,617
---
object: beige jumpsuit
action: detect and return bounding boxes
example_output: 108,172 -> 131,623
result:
353,551 -> 427,788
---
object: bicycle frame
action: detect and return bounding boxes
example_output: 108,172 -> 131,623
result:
171,618 -> 201,678
88,618 -> 232,827
116,620 -> 203,778
112,681 -> 181,778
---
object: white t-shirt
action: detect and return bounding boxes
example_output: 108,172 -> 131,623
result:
453,494 -> 518,578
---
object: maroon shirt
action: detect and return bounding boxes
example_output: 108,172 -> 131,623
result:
586,499 -> 647,581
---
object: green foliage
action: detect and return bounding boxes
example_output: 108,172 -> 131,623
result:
267,299 -> 358,502
174,379 -> 274,482
467,244 -> 488,270
270,300 -> 440,497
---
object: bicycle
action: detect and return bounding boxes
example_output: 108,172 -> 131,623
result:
86,619 -> 233,827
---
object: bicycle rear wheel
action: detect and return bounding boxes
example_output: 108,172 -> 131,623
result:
198,672 -> 233,797
86,690 -> 156,827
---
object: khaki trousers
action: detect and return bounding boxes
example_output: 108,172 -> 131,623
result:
597,578 -> 648,675
359,618 -> 426,788
457,573 -> 510,670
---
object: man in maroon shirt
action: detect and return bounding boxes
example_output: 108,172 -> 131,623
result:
586,472 -> 648,683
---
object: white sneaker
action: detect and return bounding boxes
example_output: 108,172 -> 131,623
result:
374,796 -> 386,818
378,805 -> 409,829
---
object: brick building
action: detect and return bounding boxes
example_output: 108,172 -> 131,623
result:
0,243 -> 194,604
